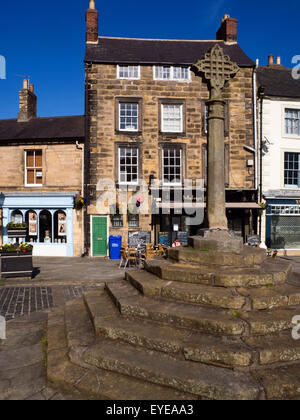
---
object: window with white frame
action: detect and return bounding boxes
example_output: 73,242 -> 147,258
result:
119,147 -> 138,185
118,65 -> 140,80
119,103 -> 139,131
162,148 -> 182,185
284,152 -> 300,187
161,104 -> 183,133
25,150 -> 43,186
154,66 -> 190,81
285,109 -> 300,136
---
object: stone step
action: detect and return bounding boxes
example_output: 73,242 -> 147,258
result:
145,259 -> 214,285
46,295 -> 196,400
126,270 -> 246,310
105,280 -> 245,336
214,259 -> 291,287
244,332 -> 300,366
84,287 -> 253,367
83,339 -> 260,400
107,279 -> 300,336
238,284 -> 300,310
254,363 -> 300,400
93,315 -> 253,367
242,307 -> 300,335
64,298 -> 95,348
168,245 -> 266,267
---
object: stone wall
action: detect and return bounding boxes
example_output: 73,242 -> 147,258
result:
0,142 -> 84,256
86,63 -> 255,241
0,143 -> 83,192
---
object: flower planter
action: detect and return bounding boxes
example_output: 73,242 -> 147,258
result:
1,251 -> 33,278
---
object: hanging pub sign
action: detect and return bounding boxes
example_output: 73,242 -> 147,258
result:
58,212 -> 67,236
28,211 -> 37,236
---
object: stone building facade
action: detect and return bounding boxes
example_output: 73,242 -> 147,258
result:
0,80 -> 85,257
84,2 -> 260,256
257,56 -> 300,255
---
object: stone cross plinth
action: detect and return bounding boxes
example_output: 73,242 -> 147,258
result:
192,44 -> 242,252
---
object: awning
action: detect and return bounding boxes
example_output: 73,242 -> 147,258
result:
156,202 -> 261,209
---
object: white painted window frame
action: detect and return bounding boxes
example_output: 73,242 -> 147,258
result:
153,65 -> 191,82
162,148 -> 183,186
282,104 -> 300,139
119,102 -> 139,132
118,147 -> 139,186
117,65 -> 140,80
161,103 -> 183,133
283,150 -> 300,189
25,150 -> 43,187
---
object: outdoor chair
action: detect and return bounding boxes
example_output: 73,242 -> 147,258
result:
119,247 -> 138,269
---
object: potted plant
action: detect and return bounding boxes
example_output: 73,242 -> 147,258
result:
74,194 -> 86,210
0,243 -> 33,278
6,222 -> 28,238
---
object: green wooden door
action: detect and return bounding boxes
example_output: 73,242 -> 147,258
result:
92,217 -> 108,256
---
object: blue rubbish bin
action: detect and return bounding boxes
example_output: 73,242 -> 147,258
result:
109,235 -> 122,260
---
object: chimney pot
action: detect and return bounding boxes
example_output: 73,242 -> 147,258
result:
23,79 -> 29,90
216,15 -> 237,44
89,0 -> 95,9
276,56 -> 281,65
29,84 -> 34,93
268,55 -> 274,66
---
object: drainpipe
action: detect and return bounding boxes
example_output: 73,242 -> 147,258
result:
258,85 -> 265,237
76,140 -> 85,256
253,60 -> 259,191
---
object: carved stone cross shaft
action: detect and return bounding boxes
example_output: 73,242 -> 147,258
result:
194,44 -> 239,230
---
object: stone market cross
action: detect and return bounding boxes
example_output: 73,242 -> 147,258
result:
193,44 -> 240,236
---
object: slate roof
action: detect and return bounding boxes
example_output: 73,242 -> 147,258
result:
0,115 -> 85,142
257,66 -> 300,98
85,37 -> 255,67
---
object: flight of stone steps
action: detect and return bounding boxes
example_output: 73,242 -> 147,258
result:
46,245 -> 300,400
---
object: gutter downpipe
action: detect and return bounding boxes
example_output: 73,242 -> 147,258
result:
253,60 -> 258,192
76,141 -> 85,257
258,85 -> 265,238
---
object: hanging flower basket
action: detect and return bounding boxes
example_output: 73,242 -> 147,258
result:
74,194 -> 86,210
257,202 -> 268,216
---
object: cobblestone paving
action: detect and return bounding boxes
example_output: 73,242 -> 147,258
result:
0,285 -> 100,321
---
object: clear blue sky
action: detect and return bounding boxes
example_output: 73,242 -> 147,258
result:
0,0 -> 298,119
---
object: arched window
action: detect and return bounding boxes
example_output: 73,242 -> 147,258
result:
11,210 -> 23,224
54,210 -> 67,243
39,210 -> 52,243
25,210 -> 38,243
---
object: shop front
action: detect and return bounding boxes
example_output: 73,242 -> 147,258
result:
266,199 -> 300,251
2,193 -> 75,257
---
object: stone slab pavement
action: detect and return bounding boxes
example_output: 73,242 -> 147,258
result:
1,255 -> 300,400
0,256 -> 127,400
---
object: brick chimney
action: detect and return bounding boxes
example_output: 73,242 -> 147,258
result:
216,14 -> 237,44
86,0 -> 98,44
17,79 -> 37,122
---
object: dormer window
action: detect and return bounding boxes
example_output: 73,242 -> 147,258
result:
117,65 -> 140,80
154,66 -> 190,81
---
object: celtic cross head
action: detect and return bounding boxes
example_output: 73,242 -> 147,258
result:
194,44 -> 239,99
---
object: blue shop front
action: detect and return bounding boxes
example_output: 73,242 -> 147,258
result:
266,198 -> 300,251
2,193 -> 75,257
